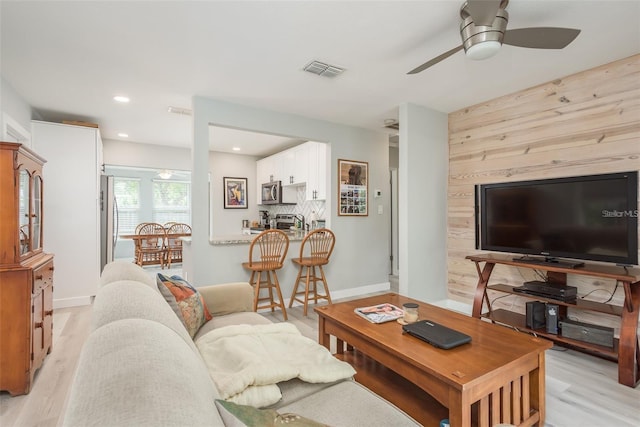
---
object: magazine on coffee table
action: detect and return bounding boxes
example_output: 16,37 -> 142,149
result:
354,303 -> 404,324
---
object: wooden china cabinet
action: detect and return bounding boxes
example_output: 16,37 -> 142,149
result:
0,141 -> 54,396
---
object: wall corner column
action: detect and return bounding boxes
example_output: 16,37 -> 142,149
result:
398,103 -> 448,302
187,96 -> 212,284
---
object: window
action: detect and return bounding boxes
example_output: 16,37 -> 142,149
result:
114,178 -> 140,235
152,180 -> 190,225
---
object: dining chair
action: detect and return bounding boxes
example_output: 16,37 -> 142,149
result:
289,228 -> 335,316
135,222 -> 167,269
165,223 -> 192,268
135,222 -> 150,234
242,229 -> 290,320
133,223 -> 151,262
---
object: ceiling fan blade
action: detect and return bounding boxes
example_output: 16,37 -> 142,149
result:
503,27 -> 581,49
407,45 -> 464,74
466,0 -> 503,26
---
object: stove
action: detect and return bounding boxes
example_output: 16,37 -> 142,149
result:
275,214 -> 296,230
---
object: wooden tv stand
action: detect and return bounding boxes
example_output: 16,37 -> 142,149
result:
466,253 -> 640,388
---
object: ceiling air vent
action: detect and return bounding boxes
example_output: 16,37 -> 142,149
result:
303,60 -> 345,78
167,106 -> 192,116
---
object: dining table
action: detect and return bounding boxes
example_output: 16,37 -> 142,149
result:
120,232 -> 192,268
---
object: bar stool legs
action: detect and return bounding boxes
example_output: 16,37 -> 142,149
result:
249,268 -> 288,321
289,228 -> 335,316
290,263 -> 332,316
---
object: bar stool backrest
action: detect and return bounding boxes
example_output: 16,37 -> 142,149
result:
249,229 -> 289,270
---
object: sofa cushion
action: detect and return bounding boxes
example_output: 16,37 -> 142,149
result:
62,318 -> 224,427
100,260 -> 156,289
198,282 -> 254,316
91,279 -> 196,351
215,400 -> 327,427
267,379 -> 342,410
278,380 -> 420,426
194,311 -> 272,341
157,273 -> 212,338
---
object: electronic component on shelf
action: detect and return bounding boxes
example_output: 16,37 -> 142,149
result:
525,301 -> 546,329
514,280 -> 577,301
560,319 -> 614,348
545,304 -> 559,334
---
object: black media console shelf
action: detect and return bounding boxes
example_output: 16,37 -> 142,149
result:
466,253 -> 640,388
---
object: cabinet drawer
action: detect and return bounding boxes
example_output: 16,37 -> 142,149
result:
32,260 -> 54,294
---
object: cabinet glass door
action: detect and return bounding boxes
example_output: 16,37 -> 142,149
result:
18,170 -> 30,255
32,176 -> 43,251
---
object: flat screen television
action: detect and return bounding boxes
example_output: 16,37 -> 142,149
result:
476,171 -> 638,267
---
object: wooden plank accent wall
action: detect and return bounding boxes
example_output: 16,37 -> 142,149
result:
447,54 -> 640,331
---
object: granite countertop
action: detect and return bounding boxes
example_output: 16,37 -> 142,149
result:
209,230 -> 307,245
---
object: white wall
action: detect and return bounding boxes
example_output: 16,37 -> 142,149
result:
399,103 -> 448,302
188,97 -> 391,294
102,139 -> 191,171
209,151 -> 260,236
1,76 -> 36,144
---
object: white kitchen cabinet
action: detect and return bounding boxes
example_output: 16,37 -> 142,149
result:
305,141 -> 327,201
31,121 -> 102,307
281,144 -> 309,186
257,152 -> 285,184
271,152 -> 286,183
256,141 -> 327,202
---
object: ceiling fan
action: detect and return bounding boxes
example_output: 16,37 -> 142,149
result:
408,0 -> 580,74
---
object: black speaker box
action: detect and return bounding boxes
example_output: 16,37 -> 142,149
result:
525,301 -> 546,329
545,303 -> 559,334
560,319 -> 614,348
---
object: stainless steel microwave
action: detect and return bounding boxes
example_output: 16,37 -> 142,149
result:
261,181 -> 282,204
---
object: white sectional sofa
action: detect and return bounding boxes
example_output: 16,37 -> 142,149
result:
62,261 -> 419,426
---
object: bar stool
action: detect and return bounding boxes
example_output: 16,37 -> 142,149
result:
242,229 -> 289,320
289,228 -> 335,316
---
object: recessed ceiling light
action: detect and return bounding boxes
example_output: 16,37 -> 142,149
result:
232,147 -> 241,151
113,96 -> 130,103
117,133 -> 129,138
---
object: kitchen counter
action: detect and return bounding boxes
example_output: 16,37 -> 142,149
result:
180,230 -> 308,246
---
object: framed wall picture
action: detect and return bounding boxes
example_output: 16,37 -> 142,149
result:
223,177 -> 248,209
338,159 -> 368,216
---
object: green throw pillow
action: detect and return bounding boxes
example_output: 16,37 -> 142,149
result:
157,274 -> 212,338
215,400 -> 328,427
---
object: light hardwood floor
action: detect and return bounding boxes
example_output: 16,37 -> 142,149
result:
2,292 -> 639,426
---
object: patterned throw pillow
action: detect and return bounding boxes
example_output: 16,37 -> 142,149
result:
157,274 -> 212,338
215,400 -> 327,427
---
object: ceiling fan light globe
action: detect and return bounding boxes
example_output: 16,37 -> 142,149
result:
158,170 -> 173,179
466,41 -> 502,60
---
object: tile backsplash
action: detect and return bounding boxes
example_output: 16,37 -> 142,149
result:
266,186 -> 326,223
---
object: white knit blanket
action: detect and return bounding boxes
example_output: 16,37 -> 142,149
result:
195,323 -> 356,407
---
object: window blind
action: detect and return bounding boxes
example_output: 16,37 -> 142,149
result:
152,180 -> 191,226
114,177 -> 140,235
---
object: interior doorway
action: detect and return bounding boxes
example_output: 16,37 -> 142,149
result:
390,168 -> 399,276
389,137 -> 399,282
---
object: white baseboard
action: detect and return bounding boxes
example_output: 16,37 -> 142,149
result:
430,299 -> 473,316
331,281 -> 391,301
262,281 -> 391,311
53,296 -> 93,309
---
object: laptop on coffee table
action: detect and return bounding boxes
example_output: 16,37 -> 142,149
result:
402,320 -> 472,349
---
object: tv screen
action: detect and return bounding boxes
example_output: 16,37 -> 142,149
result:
477,171 -> 638,266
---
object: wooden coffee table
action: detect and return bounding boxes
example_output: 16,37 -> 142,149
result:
315,293 -> 552,427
